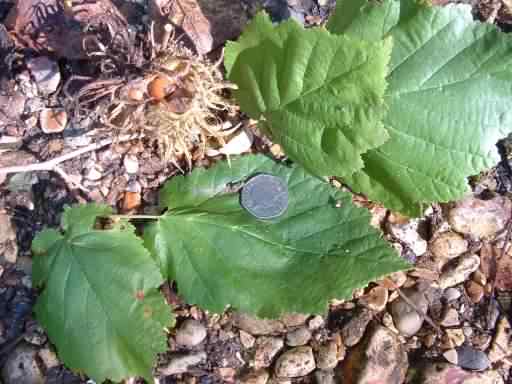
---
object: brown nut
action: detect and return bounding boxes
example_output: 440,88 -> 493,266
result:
148,75 -> 175,101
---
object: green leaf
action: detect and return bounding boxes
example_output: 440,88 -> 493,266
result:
144,155 -> 409,317
32,204 -> 172,383
224,12 -> 275,76
329,1 -> 512,215
327,0 -> 400,41
226,13 -> 392,179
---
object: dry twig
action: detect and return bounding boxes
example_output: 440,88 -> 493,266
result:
0,135 -> 142,191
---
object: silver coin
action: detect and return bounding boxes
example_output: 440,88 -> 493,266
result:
240,174 -> 288,219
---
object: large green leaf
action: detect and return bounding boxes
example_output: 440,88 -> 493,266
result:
329,0 -> 512,216
144,155 -> 409,318
32,204 -> 172,383
226,13 -> 392,179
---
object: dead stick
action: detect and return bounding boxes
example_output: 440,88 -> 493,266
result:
0,135 -> 142,175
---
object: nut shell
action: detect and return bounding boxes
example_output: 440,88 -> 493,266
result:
148,76 -> 173,101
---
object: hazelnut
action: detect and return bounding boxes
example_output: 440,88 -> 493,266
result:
148,75 -> 174,101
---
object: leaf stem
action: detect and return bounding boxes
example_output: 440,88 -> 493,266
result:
109,214 -> 162,220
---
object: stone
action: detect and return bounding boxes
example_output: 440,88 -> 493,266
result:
448,195 -> 511,239
175,319 -> 207,347
254,336 -> 284,369
412,363 -> 503,384
443,346 -> 490,371
240,369 -> 269,384
308,315 -> 325,330
444,287 -> 462,302
239,330 -> 256,349
23,322 -> 47,346
217,367 -> 236,382
1,343 -> 44,384
232,312 -> 284,335
441,328 -> 465,349
378,271 -> 407,290
38,348 -> 60,369
465,281 -> 484,303
442,349 -> 458,365
85,166 -> 103,181
286,326 -> 311,346
0,213 -> 17,264
438,254 -> 480,289
274,346 -> 316,378
123,154 -> 139,174
314,369 -> 335,384
315,340 -> 338,370
429,231 -> 468,267
341,308 -> 373,346
387,218 -> 427,256
488,316 -> 512,363
158,352 -> 207,375
341,325 -> 408,384
440,308 -> 460,327
40,108 -> 67,134
472,269 -> 487,286
359,286 -> 388,312
27,57 -> 61,95
280,313 -> 309,327
390,288 -> 428,337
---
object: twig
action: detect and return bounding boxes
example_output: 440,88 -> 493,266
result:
161,23 -> 174,51
0,134 -> 143,190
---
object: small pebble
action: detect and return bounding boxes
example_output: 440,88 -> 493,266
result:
440,308 -> 460,327
448,195 -> 511,239
488,316 -> 512,363
1,343 -> 45,384
314,369 -> 335,384
27,56 -> 61,95
308,315 -> 324,330
280,313 -> 309,327
472,269 -> 487,286
429,231 -> 468,267
123,155 -> 139,174
315,340 -> 338,370
158,352 -> 207,375
441,328 -> 465,349
465,281 -> 484,303
40,108 -> 67,134
38,348 -> 59,369
444,288 -> 462,302
378,271 -> 407,290
233,312 -> 284,335
438,254 -> 480,289
387,218 -> 427,256
342,308 -> 373,346
85,167 -> 103,181
286,326 -> 311,346
254,336 -> 283,369
390,289 -> 428,337
448,345 -> 491,371
341,325 -> 408,384
240,369 -> 269,384
175,319 -> 207,347
239,330 -> 256,349
274,346 -> 316,378
360,285 -> 388,312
